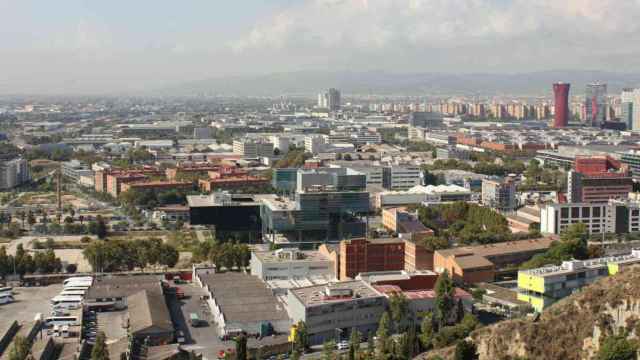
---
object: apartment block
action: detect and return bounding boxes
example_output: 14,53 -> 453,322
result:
567,156 -> 632,203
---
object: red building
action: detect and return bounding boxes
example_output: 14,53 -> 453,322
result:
121,181 -> 193,194
198,167 -> 269,192
553,82 -> 570,128
568,155 -> 633,203
339,238 -> 405,280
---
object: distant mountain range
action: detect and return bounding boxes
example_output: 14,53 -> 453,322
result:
158,70 -> 640,97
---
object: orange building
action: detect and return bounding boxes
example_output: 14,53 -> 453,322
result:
433,237 -> 556,284
404,239 -> 435,272
165,163 -> 220,180
198,167 -> 268,192
339,238 -> 405,280
120,181 -> 193,194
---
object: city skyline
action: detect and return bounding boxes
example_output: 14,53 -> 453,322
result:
3,0 -> 640,94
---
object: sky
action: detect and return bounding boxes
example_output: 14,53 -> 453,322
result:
2,0 -> 640,94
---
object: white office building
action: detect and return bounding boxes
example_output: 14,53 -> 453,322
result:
233,139 -> 274,158
540,199 -> 640,235
250,248 -> 335,281
0,158 -> 30,190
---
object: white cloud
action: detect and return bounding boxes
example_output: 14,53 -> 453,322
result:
230,0 -> 640,71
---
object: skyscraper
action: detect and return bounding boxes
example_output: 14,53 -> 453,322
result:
621,88 -> 635,130
317,88 -> 341,111
585,83 -> 607,127
553,82 -> 570,128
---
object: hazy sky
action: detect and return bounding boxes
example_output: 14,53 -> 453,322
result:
2,0 -> 640,94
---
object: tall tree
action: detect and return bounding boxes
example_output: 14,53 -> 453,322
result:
322,341 -> 335,360
95,216 -> 107,239
376,312 -> 392,357
388,292 -> 410,332
434,270 -> 455,327
234,334 -> 247,360
454,340 -> 478,360
8,336 -> 30,360
348,328 -> 361,360
293,321 -> 309,352
91,332 -> 110,360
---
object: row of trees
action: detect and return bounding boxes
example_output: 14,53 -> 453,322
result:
119,188 -> 194,210
521,223 -> 603,269
289,271 -> 479,360
2,210 -> 108,239
193,240 -> 251,271
0,244 -> 63,276
82,237 -> 179,272
425,158 -> 526,177
417,202 -> 511,247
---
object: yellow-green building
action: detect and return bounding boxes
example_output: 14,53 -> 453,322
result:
517,250 -> 640,312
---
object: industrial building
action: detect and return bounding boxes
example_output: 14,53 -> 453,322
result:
197,272 -> 290,337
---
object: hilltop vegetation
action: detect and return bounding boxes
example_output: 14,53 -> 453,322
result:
420,266 -> 640,360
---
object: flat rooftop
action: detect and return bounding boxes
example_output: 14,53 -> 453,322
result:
436,237 -> 557,259
255,194 -> 298,211
86,275 -> 164,300
199,273 -> 288,323
253,249 -> 332,264
290,280 -> 383,307
520,252 -> 640,278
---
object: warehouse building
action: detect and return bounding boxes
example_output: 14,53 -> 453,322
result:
198,273 -> 290,337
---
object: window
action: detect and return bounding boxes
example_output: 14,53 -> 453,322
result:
571,207 -> 580,218
561,208 -> 569,218
593,207 -> 601,217
582,207 -> 590,217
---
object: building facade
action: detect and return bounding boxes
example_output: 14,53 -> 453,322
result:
287,281 -> 386,345
250,248 -> 334,281
540,200 -> 640,235
481,178 -> 516,212
553,83 -> 570,128
339,238 -> 405,280
0,158 -> 30,190
517,250 -> 640,311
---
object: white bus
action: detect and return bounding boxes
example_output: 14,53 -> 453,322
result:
45,315 -> 81,327
63,277 -> 93,286
62,286 -> 90,292
51,296 -> 83,310
59,290 -> 86,297
0,286 -> 13,294
0,294 -> 14,305
64,280 -> 93,288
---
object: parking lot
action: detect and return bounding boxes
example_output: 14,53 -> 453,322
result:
0,284 -> 62,329
166,282 -> 230,360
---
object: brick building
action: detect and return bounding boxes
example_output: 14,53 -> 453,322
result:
433,237 -> 556,284
339,238 -> 405,280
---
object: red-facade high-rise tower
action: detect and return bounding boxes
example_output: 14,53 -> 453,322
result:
553,82 -> 570,128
